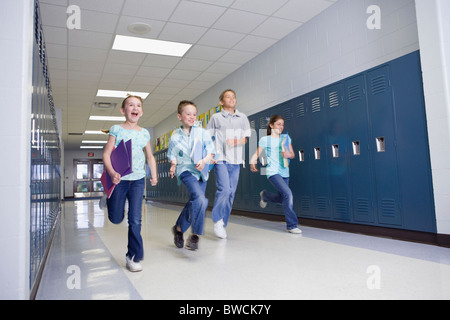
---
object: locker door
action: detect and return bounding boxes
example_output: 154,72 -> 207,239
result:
290,96 -> 314,217
309,89 -> 332,218
325,83 -> 351,221
367,66 -> 402,226
345,75 -> 376,223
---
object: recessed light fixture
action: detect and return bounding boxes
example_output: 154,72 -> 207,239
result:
84,131 -> 107,135
112,35 -> 192,57
80,146 -> 104,149
128,22 -> 152,35
96,89 -> 150,99
89,116 -> 126,121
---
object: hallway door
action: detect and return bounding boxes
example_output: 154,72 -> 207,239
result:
73,159 -> 104,198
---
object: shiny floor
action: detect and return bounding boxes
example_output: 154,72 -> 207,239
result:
36,199 -> 450,300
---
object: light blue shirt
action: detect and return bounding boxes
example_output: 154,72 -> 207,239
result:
109,124 -> 150,181
259,134 -> 291,178
167,125 -> 215,182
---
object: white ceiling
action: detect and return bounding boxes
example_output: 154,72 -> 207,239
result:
39,0 -> 337,150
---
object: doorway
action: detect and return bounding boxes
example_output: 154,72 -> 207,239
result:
73,159 -> 104,198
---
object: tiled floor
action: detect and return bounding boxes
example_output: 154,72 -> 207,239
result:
36,199 -> 450,300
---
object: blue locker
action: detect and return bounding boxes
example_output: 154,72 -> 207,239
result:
389,52 -> 436,232
290,96 -> 314,218
366,66 -> 402,226
308,89 -> 332,219
345,75 -> 376,223
325,82 -> 352,221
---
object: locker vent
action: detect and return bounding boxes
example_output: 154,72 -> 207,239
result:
356,198 -> 370,215
348,84 -> 361,102
312,97 -> 321,113
371,75 -> 386,95
316,196 -> 328,212
295,102 -> 305,117
335,197 -> 348,216
301,196 -> 311,211
282,107 -> 292,121
259,117 -> 268,129
329,91 -> 340,108
381,199 -> 396,217
250,120 -> 256,130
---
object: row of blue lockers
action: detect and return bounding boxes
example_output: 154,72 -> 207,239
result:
146,51 -> 437,234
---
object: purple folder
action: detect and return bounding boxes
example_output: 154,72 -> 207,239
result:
101,139 -> 133,198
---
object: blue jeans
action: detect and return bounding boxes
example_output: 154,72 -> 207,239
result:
107,178 -> 145,262
262,174 -> 299,230
177,171 -> 208,235
211,162 -> 240,227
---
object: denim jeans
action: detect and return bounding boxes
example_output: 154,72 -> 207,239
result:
107,178 -> 145,262
262,174 -> 299,230
211,162 -> 240,227
177,171 -> 208,235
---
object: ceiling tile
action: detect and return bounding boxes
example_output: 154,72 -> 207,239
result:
213,9 -> 267,33
169,1 -> 227,28
198,29 -> 246,48
159,22 -> 208,44
274,0 -> 334,22
122,0 -> 180,20
184,45 -> 228,61
233,35 -> 278,53
251,17 -> 302,40
231,0 -> 289,16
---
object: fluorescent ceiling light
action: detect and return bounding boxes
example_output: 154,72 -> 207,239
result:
89,116 -> 126,121
97,89 -> 149,99
80,146 -> 104,149
112,35 -> 192,57
84,130 -> 107,135
82,140 -> 108,144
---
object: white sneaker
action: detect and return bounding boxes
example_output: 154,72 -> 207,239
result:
259,191 -> 267,208
288,227 -> 302,234
99,195 -> 107,209
126,255 -> 143,272
214,219 -> 227,239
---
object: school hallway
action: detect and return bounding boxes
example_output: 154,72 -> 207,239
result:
35,199 -> 450,300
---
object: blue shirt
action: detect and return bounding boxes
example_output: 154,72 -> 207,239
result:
109,124 -> 150,181
167,125 -> 215,182
258,134 -> 291,178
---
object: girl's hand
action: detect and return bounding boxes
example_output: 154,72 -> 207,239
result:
110,171 -> 121,185
150,177 -> 158,186
250,163 -> 258,173
281,151 -> 294,159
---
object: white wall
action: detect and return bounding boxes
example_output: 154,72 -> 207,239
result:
155,0 -> 419,135
0,0 -> 34,299
416,0 -> 450,235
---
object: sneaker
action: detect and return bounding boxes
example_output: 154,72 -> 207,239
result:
259,191 -> 267,208
99,195 -> 107,209
288,227 -> 302,234
172,225 -> 184,248
185,234 -> 199,251
214,219 -> 227,239
126,255 -> 143,272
